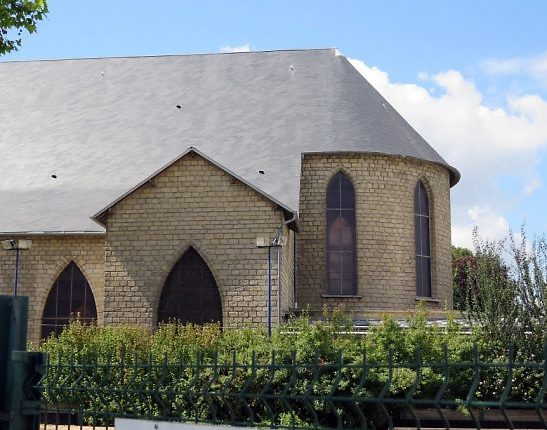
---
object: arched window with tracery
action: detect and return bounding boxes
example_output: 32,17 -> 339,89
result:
326,172 -> 356,295
414,181 -> 432,297
41,261 -> 97,339
158,247 -> 222,325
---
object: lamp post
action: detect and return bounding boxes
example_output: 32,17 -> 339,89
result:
2,239 -> 32,296
256,235 -> 285,337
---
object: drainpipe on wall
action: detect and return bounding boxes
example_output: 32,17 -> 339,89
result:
293,232 -> 297,310
273,211 -> 297,325
277,246 -> 281,326
267,247 -> 272,337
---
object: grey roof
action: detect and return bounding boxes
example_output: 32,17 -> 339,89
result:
0,48 -> 459,234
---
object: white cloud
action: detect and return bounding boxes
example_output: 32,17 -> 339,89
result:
481,51 -> 547,85
348,58 -> 547,247
452,207 -> 510,249
481,57 -> 523,75
219,44 -> 251,53
523,175 -> 542,195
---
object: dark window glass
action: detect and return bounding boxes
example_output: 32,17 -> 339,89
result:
41,262 -> 97,339
420,187 -> 429,216
414,216 -> 421,255
422,257 -> 431,295
340,179 -> 355,208
421,217 -> 431,257
326,172 -> 356,295
340,252 -> 355,295
326,180 -> 339,208
327,213 -> 354,251
158,248 -> 223,326
414,181 -> 432,297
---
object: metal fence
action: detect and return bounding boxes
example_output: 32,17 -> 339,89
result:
37,344 -> 547,430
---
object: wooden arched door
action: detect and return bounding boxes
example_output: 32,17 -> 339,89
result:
158,248 -> 222,325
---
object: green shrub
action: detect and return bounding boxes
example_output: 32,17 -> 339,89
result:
40,306 -> 543,427
37,307 -> 544,427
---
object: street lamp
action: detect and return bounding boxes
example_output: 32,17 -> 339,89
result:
2,239 -> 32,296
256,235 -> 286,337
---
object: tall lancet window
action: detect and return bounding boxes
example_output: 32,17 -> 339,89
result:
326,172 -> 356,295
414,181 -> 432,297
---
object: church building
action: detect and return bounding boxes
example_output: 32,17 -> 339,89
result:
0,49 -> 459,343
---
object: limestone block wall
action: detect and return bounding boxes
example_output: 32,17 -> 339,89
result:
0,234 -> 105,344
102,152 -> 295,329
278,227 -> 295,321
296,153 -> 452,317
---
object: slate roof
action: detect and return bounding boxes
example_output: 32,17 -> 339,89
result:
0,48 -> 459,234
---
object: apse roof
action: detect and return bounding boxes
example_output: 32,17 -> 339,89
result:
0,48 -> 459,234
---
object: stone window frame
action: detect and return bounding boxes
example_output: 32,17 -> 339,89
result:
414,178 -> 435,299
41,260 -> 98,339
325,171 -> 357,296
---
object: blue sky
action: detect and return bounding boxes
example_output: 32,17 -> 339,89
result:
3,0 -> 547,248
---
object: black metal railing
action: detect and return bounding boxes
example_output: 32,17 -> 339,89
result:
38,344 -> 547,430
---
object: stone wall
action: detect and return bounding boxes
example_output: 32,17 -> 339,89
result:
0,234 -> 105,344
296,153 -> 452,318
102,151 -> 295,329
278,227 -> 295,321
0,150 -> 455,341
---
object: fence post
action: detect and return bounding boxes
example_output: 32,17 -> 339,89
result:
0,295 -> 47,430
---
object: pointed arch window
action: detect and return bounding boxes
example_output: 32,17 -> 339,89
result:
414,181 -> 432,297
41,262 -> 97,339
158,248 -> 222,325
326,172 -> 356,295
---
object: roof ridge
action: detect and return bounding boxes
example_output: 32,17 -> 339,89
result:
0,47 -> 337,64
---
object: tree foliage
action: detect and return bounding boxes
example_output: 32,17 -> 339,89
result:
0,0 -> 48,55
451,245 -> 475,310
462,227 -> 547,356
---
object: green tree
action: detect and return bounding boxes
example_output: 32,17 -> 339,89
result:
451,245 -> 475,310
0,0 -> 48,55
464,227 -> 546,355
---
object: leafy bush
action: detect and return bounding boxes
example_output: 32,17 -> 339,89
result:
40,309 -> 532,427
